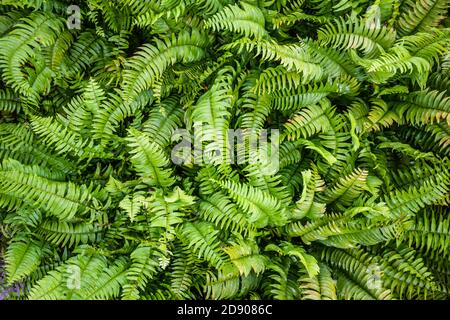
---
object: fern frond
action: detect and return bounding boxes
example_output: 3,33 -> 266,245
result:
384,170 -> 450,218
0,89 -> 22,112
1,0 -> 449,302
291,167 -> 326,220
396,0 -> 450,36
179,221 -> 226,269
5,239 -> 43,284
198,192 -> 252,235
83,258 -> 128,300
366,98 -> 400,131
0,12 -> 64,98
60,31 -> 107,77
122,29 -> 211,102
142,96 -> 183,148
264,259 -> 301,300
147,187 -> 196,242
404,206 -> 449,259
354,46 -> 431,84
299,262 -> 338,300
402,29 -> 450,67
28,254 -> 125,300
283,101 -> 336,140
169,243 -> 200,299
205,262 -> 259,299
266,242 -> 320,278
0,159 -> 100,220
253,66 -> 303,95
318,17 -> 396,57
319,168 -> 368,206
288,207 -> 407,248
119,193 -> 148,222
392,89 -> 450,126
37,219 -> 104,248
125,128 -> 175,188
272,10 -> 330,29
224,38 -> 324,82
205,2 -> 268,39
372,245 -> 445,299
93,90 -> 153,147
223,236 -> 266,277
122,246 -> 162,300
303,39 -> 362,79
30,115 -> 111,159
0,123 -> 75,173
215,179 -> 288,228
320,247 -> 394,300
272,78 -> 357,111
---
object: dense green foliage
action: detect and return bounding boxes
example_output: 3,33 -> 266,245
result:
0,0 -> 449,300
